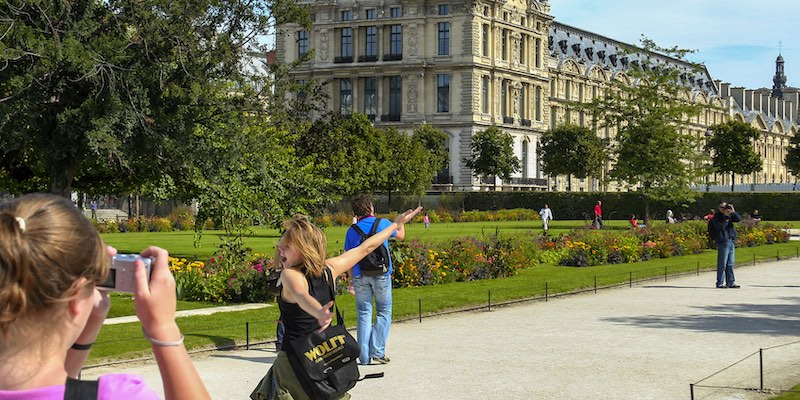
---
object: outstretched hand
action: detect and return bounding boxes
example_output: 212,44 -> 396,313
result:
393,206 -> 423,226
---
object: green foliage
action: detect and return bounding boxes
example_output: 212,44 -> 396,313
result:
575,38 -> 709,209
412,124 -> 450,172
706,120 -> 763,192
785,133 -> 800,180
463,125 -> 521,181
539,124 -> 606,189
381,127 -> 437,196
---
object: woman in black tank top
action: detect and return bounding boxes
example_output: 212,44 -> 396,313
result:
263,206 -> 421,399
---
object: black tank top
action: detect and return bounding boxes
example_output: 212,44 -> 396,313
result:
277,269 -> 334,351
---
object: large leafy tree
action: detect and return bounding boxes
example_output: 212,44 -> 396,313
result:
412,124 -> 450,174
380,127 -> 437,211
0,0 -> 297,195
785,134 -> 800,184
296,113 -> 389,197
706,120 -> 762,192
463,125 -> 520,189
576,38 -> 709,223
539,124 -> 606,191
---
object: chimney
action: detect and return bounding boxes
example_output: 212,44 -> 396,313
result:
719,82 -> 731,97
744,89 -> 755,111
730,87 -> 745,109
761,93 -> 772,117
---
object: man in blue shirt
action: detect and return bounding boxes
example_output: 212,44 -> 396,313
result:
710,201 -> 741,289
345,194 -> 405,365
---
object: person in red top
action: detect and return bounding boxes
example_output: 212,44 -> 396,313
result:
703,209 -> 714,223
593,200 -> 603,229
630,214 -> 639,228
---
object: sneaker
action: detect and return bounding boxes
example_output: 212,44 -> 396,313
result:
728,284 -> 741,289
373,356 -> 391,364
716,285 -> 726,289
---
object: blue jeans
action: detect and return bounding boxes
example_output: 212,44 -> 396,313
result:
716,239 -> 736,287
354,274 -> 392,364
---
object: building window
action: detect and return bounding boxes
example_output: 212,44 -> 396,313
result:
390,25 -> 403,57
437,22 -> 450,56
364,77 -> 376,117
389,76 -> 402,117
501,29 -> 508,60
340,79 -> 352,114
298,30 -> 309,57
550,79 -> 556,99
501,81 -> 508,117
437,74 -> 450,113
341,10 -> 352,21
364,26 -> 377,57
535,38 -> 541,68
341,28 -> 352,58
519,35 -> 526,64
551,108 -> 557,129
535,86 -> 542,121
482,76 -> 490,114
519,83 -> 527,119
438,4 -> 449,15
365,9 -> 376,19
564,79 -> 571,100
482,24 -> 489,56
390,6 -> 401,18
522,141 -> 529,179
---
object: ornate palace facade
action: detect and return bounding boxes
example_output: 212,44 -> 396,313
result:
276,0 -> 799,192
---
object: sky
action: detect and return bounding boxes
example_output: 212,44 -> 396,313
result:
550,0 -> 800,90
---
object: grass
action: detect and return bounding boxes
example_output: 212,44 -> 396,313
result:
86,238 -> 800,365
100,219 -> 662,260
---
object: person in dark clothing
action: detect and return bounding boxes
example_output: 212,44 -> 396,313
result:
710,201 -> 741,289
264,206 -> 421,399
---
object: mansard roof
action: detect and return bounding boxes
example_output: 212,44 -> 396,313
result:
549,22 -> 717,96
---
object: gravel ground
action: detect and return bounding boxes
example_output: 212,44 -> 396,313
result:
83,259 -> 800,399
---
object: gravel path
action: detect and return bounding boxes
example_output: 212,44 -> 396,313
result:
84,260 -> 800,399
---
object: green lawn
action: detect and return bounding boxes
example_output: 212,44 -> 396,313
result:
100,219 -> 655,260
87,236 -> 800,364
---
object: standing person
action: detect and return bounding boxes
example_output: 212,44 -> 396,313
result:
666,209 -> 675,224
423,212 -> 430,229
710,201 -> 742,289
0,193 -> 210,400
751,209 -> 762,223
593,200 -> 603,229
703,209 -> 714,223
345,194 -> 408,365
90,199 -> 98,220
261,206 -> 421,398
539,204 -> 554,233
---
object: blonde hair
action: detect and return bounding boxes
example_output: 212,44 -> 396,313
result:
280,215 -> 327,278
0,194 -> 108,340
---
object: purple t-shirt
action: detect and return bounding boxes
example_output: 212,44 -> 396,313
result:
0,374 -> 159,400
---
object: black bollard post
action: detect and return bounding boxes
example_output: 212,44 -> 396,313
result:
246,322 -> 250,350
545,282 -> 548,302
594,275 -> 597,294
629,271 -> 632,288
418,298 -> 422,323
488,289 -> 492,311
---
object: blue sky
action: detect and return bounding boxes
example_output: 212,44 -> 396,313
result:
551,0 -> 800,90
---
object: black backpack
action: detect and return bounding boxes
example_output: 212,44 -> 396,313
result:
350,218 -> 390,276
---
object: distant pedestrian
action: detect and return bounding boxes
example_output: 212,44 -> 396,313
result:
593,200 -> 603,229
710,201 -> 741,289
666,209 -> 675,224
90,199 -> 97,220
751,209 -> 762,223
539,204 -> 553,233
703,209 -> 714,223
423,212 -> 430,229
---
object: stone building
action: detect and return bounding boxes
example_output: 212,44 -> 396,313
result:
276,0 -> 799,192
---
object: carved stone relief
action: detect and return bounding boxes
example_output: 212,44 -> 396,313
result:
319,29 -> 329,61
409,25 -> 418,56
407,77 -> 418,113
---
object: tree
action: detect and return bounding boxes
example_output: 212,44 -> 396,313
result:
575,38 -> 709,224
706,120 -> 762,192
539,124 -> 606,191
785,134 -> 800,184
0,0 -> 295,198
379,127 -> 437,211
463,126 -> 520,190
296,113 -> 388,198
412,124 -> 450,174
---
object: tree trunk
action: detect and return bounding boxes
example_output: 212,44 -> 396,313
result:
387,189 -> 392,213
567,174 -> 572,191
643,199 -> 651,227
48,164 -> 75,199
731,172 -> 735,193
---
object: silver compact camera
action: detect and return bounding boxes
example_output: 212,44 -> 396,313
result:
98,254 -> 153,293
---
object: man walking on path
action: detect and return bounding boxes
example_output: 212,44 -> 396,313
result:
539,204 -> 553,233
710,201 -> 741,288
593,200 -> 603,229
345,194 -> 405,365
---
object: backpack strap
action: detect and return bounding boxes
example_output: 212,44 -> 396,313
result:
64,377 -> 98,400
324,268 -> 345,326
368,218 -> 382,235
350,223 -> 369,241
